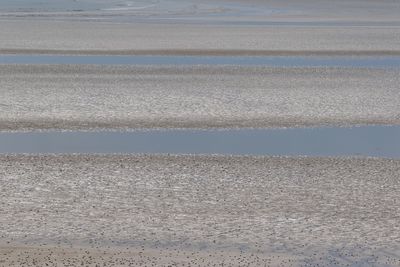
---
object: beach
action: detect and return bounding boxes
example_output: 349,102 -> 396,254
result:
1,65 -> 399,131
1,20 -> 400,55
1,155 -> 400,266
1,0 -> 400,265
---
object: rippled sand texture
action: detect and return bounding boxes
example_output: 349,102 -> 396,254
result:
1,155 -> 400,266
1,0 -> 400,55
0,65 -> 399,130
1,20 -> 400,55
1,0 -> 400,266
2,0 -> 400,22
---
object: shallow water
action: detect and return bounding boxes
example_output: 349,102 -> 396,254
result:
0,0 -> 133,12
1,126 -> 399,157
0,0 -> 283,14
1,55 -> 400,68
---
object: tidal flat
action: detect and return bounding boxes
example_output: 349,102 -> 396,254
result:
1,155 -> 400,266
1,0 -> 400,266
1,65 -> 400,131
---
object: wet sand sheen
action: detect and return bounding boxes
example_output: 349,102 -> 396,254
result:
1,64 -> 399,131
2,0 -> 400,265
2,21 -> 400,55
1,155 -> 399,266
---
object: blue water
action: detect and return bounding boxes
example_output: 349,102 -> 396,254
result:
1,55 -> 400,68
1,126 -> 399,158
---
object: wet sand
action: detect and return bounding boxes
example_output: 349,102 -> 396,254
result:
1,20 -> 400,55
2,245 -> 399,266
1,0 -> 400,265
1,155 -> 400,266
0,246 -> 303,267
1,0 -> 400,56
1,65 -> 399,131
2,0 -> 400,22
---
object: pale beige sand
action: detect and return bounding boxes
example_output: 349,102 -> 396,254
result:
1,20 -> 400,55
1,65 -> 399,131
2,245 -> 398,267
0,246 -> 304,266
1,1 -> 400,265
1,155 -> 399,266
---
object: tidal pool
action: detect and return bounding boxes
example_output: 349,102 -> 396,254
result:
1,55 -> 400,68
0,126 -> 399,157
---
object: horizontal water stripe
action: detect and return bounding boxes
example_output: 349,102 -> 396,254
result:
0,126 -> 399,158
1,55 -> 400,68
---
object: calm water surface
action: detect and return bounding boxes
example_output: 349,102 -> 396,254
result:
0,126 -> 399,158
1,55 -> 400,68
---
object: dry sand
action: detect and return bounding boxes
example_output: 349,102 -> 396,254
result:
1,64 -> 399,131
1,155 -> 400,266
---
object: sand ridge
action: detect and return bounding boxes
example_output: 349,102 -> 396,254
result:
1,64 -> 399,131
1,0 -> 400,265
2,20 -> 400,55
1,155 -> 400,265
